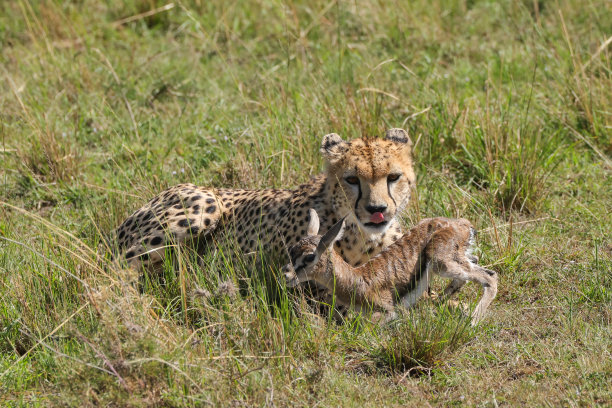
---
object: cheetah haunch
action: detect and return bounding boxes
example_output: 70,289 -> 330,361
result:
115,129 -> 416,271
283,210 -> 498,325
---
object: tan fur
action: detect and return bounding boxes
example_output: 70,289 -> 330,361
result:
115,129 -> 415,273
322,130 -> 416,266
284,211 -> 498,325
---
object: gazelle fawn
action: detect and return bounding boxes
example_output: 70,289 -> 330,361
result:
283,209 -> 498,325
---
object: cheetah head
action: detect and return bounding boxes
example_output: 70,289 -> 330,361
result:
321,128 -> 416,235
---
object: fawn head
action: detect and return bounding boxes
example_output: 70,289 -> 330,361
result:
283,209 -> 346,287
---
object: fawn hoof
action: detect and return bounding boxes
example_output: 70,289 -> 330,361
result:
447,299 -> 470,316
484,268 -> 496,276
424,289 -> 439,300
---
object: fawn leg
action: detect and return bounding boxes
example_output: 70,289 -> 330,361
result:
443,278 -> 466,298
435,260 -> 498,325
467,265 -> 497,324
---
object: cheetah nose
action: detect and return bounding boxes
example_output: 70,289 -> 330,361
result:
365,205 -> 387,215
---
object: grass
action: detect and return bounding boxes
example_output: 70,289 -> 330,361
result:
367,305 -> 476,375
1,0 -> 611,406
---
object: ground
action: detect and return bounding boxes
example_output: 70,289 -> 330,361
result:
0,0 -> 611,406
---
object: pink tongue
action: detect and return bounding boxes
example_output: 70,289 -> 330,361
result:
370,212 -> 385,224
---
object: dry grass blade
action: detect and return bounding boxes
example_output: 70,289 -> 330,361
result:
124,358 -> 204,393
111,3 -> 175,27
487,208 -> 502,256
576,35 -> 612,75
356,88 -> 400,100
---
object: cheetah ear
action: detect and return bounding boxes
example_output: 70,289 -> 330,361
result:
307,209 -> 320,236
385,128 -> 412,146
320,133 -> 349,165
317,216 -> 346,254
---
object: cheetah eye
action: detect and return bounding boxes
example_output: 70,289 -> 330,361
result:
303,254 -> 316,263
345,176 -> 359,185
387,174 -> 401,182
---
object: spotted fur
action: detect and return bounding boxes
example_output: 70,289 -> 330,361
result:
115,129 -> 416,271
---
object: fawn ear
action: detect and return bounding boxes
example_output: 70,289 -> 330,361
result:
316,216 -> 346,254
306,209 -> 320,236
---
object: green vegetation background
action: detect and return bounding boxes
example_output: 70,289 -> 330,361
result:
1,0 -> 610,406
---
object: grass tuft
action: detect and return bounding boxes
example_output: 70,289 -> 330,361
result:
17,129 -> 82,184
368,305 -> 475,375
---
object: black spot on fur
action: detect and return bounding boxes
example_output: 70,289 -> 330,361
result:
206,205 -> 216,214
324,138 -> 339,149
178,218 -> 194,228
386,129 -> 409,143
150,236 -> 163,246
187,226 -> 199,235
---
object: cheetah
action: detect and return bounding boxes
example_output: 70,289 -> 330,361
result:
115,129 -> 416,273
283,210 -> 498,324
